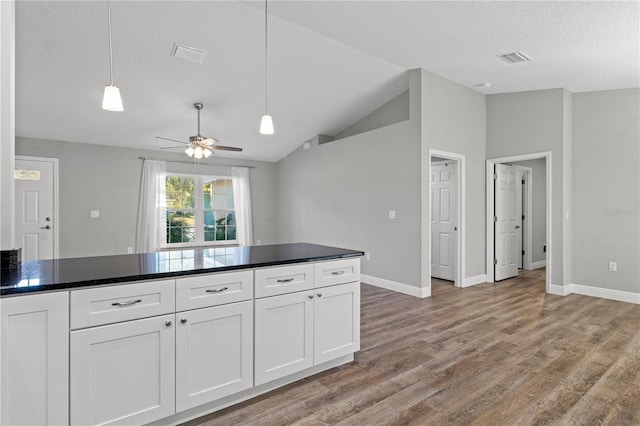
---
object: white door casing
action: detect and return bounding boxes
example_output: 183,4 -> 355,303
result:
494,164 -> 518,281
15,157 -> 58,261
430,161 -> 457,281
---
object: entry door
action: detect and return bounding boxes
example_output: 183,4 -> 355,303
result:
494,164 -> 518,280
430,161 -> 457,281
514,168 -> 524,269
15,158 -> 56,261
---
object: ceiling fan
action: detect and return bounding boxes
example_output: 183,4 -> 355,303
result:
156,103 -> 242,158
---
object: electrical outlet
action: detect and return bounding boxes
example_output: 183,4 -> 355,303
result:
388,210 -> 396,220
90,210 -> 100,218
608,261 -> 617,272
366,252 -> 371,261
127,247 -> 133,254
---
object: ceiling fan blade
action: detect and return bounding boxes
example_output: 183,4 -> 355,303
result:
210,145 -> 243,152
155,136 -> 189,145
202,137 -> 218,146
159,146 -> 187,150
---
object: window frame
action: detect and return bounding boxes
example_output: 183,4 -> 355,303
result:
163,173 -> 238,248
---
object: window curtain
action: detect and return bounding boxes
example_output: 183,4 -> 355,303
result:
135,159 -> 166,253
231,167 -> 253,246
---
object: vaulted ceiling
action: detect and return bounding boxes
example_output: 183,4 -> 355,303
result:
15,1 -> 639,162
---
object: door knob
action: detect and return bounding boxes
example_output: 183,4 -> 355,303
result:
45,217 -> 51,222
40,225 -> 51,230
515,225 -> 521,229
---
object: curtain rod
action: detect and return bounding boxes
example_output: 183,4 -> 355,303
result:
138,156 -> 256,169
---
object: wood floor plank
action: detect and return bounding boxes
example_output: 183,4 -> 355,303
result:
184,270 -> 640,426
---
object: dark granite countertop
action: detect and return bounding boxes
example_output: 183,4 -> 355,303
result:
0,243 -> 364,296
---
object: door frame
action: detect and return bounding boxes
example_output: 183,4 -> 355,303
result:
486,152 -> 551,293
511,165 -> 533,271
15,155 -> 59,259
428,149 -> 465,288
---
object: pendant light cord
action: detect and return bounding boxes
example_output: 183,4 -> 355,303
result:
107,0 -> 115,86
264,0 -> 268,113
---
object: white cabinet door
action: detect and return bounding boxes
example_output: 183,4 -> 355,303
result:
314,282 -> 360,365
70,314 -> 176,426
254,291 -> 314,386
176,301 -> 253,411
1,292 -> 69,426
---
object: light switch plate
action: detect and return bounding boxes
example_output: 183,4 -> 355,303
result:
90,210 -> 100,218
388,210 -> 396,219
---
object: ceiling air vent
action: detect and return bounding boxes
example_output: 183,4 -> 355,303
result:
497,51 -> 533,64
171,43 -> 206,65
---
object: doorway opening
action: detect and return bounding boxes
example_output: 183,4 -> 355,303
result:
15,156 -> 59,261
486,152 -> 551,292
429,150 -> 464,288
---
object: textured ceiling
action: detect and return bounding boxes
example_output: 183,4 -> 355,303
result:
15,1 -> 640,162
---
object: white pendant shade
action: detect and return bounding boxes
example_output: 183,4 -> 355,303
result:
185,146 -> 195,156
260,114 -> 274,135
203,148 -> 213,158
102,85 -> 123,112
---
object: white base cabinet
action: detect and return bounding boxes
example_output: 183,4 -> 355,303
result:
254,267 -> 360,387
254,291 -> 314,386
176,300 -> 253,412
1,292 -> 69,426
314,281 -> 360,365
70,314 -> 176,426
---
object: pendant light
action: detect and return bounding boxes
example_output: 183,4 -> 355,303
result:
259,0 -> 274,134
102,0 -> 123,112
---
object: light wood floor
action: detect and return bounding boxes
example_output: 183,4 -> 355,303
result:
184,269 -> 640,425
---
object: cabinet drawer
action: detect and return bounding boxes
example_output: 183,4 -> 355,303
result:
314,258 -> 360,289
255,264 -> 314,298
176,270 -> 253,311
70,280 -> 175,329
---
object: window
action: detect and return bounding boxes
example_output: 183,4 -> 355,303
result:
165,174 -> 236,246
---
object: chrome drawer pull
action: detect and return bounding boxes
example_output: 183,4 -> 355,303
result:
111,299 -> 142,307
331,271 -> 345,276
277,278 -> 294,283
206,287 -> 228,293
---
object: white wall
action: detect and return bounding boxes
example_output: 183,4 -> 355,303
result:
486,89 -> 570,286
572,89 -> 640,294
16,137 -> 278,258
0,0 -> 16,250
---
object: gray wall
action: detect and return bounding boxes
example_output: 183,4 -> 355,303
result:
572,89 -> 640,293
16,137 -> 277,258
486,89 -> 569,286
276,119 -> 422,286
512,158 -> 547,264
420,70 -> 487,279
334,90 -> 409,140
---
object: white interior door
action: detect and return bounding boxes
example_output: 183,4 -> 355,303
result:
494,164 -> 518,281
15,158 -> 56,261
430,161 -> 457,281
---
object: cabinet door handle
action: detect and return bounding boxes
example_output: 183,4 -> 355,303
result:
308,294 -> 314,299
317,293 -> 323,298
180,318 -> 187,324
206,287 -> 228,293
111,299 -> 142,307
277,278 -> 294,283
331,271 -> 345,276
165,321 -> 172,327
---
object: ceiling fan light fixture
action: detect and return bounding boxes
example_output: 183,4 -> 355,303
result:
185,146 -> 195,157
260,114 -> 274,135
102,85 -> 123,112
203,148 -> 212,158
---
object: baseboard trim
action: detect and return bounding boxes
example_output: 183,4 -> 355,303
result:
461,274 -> 487,288
530,260 -> 546,270
548,283 -> 571,296
570,283 -> 640,305
360,274 -> 430,298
